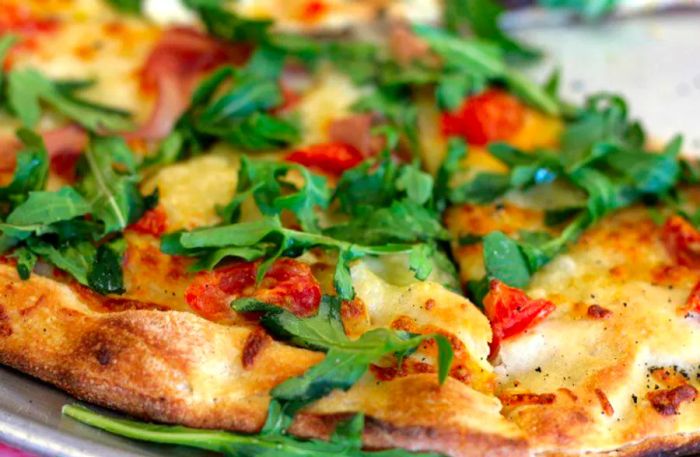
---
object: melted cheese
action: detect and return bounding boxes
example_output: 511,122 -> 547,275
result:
294,69 -> 364,146
9,5 -> 158,119
141,150 -> 240,231
499,210 -> 700,453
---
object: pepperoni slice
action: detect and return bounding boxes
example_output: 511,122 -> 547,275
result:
185,258 -> 321,321
484,279 -> 555,360
441,89 -> 526,146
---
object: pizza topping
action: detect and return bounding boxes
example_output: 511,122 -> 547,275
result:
595,388 -> 615,416
128,206 -> 168,237
132,27 -> 249,140
460,95 -> 684,295
441,89 -> 526,146
44,125 -> 89,181
0,132 -> 150,295
587,304 -> 612,319
499,392 -> 556,407
233,296 -> 454,405
185,258 -> 321,321
328,114 -> 380,157
165,144 -> 451,299
661,215 -> 700,268
285,142 -> 364,177
241,327 -> 272,369
0,124 -> 88,179
389,23 -> 432,66
682,280 -> 700,316
647,384 -> 698,416
484,279 -> 556,359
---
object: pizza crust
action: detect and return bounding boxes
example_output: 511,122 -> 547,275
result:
0,264 -> 527,457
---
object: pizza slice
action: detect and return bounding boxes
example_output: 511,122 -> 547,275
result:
1,1 -> 699,457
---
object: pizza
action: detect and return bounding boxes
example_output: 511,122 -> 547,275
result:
0,1 -> 698,457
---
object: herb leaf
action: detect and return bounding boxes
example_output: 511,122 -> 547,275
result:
77,136 -> 146,234
413,25 -> 559,115
6,69 -> 131,131
62,404 -> 443,457
234,296 -> 454,405
222,157 -> 331,232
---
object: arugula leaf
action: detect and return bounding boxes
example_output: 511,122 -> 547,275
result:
413,25 -> 559,116
77,136 -> 146,234
445,0 -> 541,62
26,239 -> 95,285
469,92 -> 685,290
482,231 -> 531,288
105,0 -> 141,13
11,247 -> 36,280
234,297 -> 454,405
433,138 -> 467,211
161,216 -> 428,299
4,187 -> 91,237
88,238 -> 127,294
63,404 -> 444,457
221,156 -> 331,231
324,201 -> 448,246
449,173 -> 511,204
0,135 -> 146,294
0,129 -> 49,212
150,52 -> 299,164
396,164 -> 433,205
6,68 -> 131,131
352,91 -> 420,157
185,0 -> 273,44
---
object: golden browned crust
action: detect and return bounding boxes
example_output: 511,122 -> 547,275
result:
0,264 -> 527,457
539,431 -> 700,457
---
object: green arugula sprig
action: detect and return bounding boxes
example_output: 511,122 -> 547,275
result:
218,156 -> 331,232
454,94 -> 684,296
413,25 -> 559,116
161,216 -> 432,299
144,49 -> 300,167
5,68 -> 131,131
235,296 -> 454,408
105,0 -> 142,14
63,403 -> 444,457
0,132 -> 151,293
444,0 -> 541,62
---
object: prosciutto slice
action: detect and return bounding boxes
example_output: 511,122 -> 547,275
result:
129,27 -> 250,140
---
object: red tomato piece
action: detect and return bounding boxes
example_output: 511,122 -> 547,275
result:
483,279 -> 556,360
185,258 -> 321,321
285,142 -> 363,176
440,89 -> 526,146
661,215 -> 700,268
129,207 -> 168,237
299,0 -> 328,23
683,280 -> 700,315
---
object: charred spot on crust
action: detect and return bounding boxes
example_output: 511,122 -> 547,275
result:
95,346 -> 112,366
